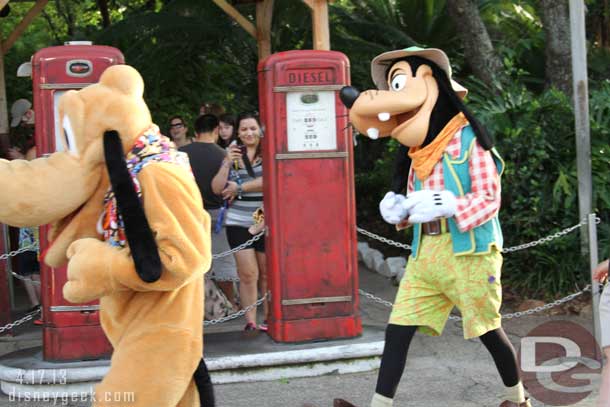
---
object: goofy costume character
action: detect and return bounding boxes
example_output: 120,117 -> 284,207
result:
336,47 -> 531,407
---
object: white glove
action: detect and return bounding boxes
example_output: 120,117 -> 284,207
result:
405,190 -> 457,224
379,191 -> 409,224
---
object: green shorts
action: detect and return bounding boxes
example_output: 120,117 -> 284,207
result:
389,233 -> 503,339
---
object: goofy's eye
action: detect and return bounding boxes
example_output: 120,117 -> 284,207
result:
390,74 -> 407,91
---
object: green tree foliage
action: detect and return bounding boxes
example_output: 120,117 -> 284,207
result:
466,77 -> 610,296
96,0 -> 260,128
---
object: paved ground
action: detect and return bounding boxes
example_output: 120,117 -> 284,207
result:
0,263 -> 604,407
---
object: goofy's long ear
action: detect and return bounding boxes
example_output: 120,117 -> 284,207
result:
103,130 -> 162,283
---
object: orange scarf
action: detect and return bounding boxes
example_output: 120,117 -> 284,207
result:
408,112 -> 469,181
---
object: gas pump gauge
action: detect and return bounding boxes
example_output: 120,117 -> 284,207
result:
287,90 -> 336,152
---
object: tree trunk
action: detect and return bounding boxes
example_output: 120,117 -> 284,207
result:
599,0 -> 609,48
446,0 -> 503,88
54,0 -> 75,37
539,0 -> 572,96
96,0 -> 111,28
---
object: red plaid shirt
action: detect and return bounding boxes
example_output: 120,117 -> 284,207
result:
407,126 -> 501,232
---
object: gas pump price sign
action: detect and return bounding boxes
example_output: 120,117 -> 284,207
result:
286,91 -> 336,152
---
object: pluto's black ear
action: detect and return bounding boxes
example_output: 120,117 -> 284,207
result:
103,130 -> 162,283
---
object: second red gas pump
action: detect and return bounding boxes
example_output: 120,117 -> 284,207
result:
25,42 -> 124,361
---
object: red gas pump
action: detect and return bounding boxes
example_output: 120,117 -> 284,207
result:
26,42 -> 124,361
258,50 -> 362,343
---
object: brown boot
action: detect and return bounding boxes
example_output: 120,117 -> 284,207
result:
333,399 -> 357,407
499,398 -> 532,407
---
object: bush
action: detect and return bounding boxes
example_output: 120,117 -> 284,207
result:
468,79 -> 609,297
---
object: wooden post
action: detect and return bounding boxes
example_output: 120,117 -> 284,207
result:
211,0 -> 256,39
2,0 -> 50,54
303,0 -> 330,50
0,0 -> 9,11
568,0 -> 592,253
256,0 -> 274,61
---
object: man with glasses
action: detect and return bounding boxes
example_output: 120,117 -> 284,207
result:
168,115 -> 192,148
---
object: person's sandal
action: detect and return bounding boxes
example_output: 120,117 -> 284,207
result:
244,322 -> 257,331
499,399 -> 532,407
333,400 -> 357,407
258,320 -> 268,332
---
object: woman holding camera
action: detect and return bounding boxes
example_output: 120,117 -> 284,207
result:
212,111 -> 267,332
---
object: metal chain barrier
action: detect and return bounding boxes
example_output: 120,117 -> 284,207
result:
358,289 -> 393,308
495,284 -> 591,320
0,217 -> 599,328
0,306 -> 41,334
211,231 -> 264,259
357,216 -> 601,254
0,233 -> 263,284
502,216 -> 600,253
0,244 -> 41,286
0,233 -> 265,262
204,292 -> 268,326
356,227 -> 411,250
0,244 -> 38,261
359,285 -> 592,320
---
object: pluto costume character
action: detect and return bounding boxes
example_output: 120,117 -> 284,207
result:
0,65 -> 214,406
336,48 -> 531,407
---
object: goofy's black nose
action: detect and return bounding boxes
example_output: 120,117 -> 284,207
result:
339,86 -> 360,109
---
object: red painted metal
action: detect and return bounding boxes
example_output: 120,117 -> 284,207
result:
32,44 -> 123,361
258,50 -> 361,342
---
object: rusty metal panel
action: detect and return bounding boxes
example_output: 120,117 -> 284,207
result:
258,50 -> 361,343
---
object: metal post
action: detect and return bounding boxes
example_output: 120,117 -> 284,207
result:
0,32 -> 9,156
2,223 -> 15,308
569,0 -> 593,254
0,224 -> 13,331
588,213 -> 601,362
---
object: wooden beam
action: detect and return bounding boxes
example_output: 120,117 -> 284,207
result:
0,1 -> 9,11
2,0 -> 49,54
212,0 -> 257,39
311,0 -> 330,50
256,0 -> 273,61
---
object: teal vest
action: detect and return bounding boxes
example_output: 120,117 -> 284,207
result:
410,125 -> 504,259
